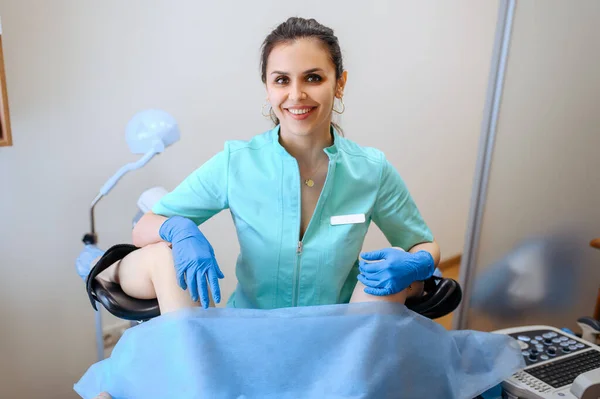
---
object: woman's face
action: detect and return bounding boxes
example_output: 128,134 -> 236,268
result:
265,38 -> 347,138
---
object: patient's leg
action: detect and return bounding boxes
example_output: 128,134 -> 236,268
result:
94,242 -> 199,314
349,280 -> 424,304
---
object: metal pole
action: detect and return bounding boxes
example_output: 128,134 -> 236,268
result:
453,0 -> 517,330
90,193 -> 103,238
95,307 -> 104,361
91,192 -> 104,360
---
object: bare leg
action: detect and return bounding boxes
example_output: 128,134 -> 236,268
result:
94,242 -> 199,314
89,244 -> 199,399
349,280 -> 424,304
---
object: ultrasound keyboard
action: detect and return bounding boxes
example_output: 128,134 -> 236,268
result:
493,325 -> 600,399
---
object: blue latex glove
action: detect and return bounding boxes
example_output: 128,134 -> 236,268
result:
159,216 -> 224,308
357,248 -> 435,296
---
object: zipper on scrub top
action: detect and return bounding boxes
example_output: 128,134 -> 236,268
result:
291,156 -> 333,307
292,241 -> 303,307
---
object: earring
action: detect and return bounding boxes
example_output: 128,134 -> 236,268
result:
262,101 -> 272,118
332,97 -> 345,114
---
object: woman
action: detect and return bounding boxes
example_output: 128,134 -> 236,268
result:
88,16 -> 439,313
86,16 -> 440,399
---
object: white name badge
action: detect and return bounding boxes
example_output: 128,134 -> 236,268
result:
330,213 -> 366,226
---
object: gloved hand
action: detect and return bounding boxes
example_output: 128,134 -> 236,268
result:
357,247 -> 435,296
159,216 -> 224,308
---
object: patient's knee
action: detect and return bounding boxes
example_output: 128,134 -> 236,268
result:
350,280 -> 425,304
144,242 -> 176,276
350,281 -> 408,304
146,241 -> 172,256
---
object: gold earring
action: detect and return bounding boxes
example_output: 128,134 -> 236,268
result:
333,97 -> 345,114
262,102 -> 272,118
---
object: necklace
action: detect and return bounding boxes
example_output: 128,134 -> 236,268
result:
302,158 -> 327,187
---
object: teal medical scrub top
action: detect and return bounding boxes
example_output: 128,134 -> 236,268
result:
152,125 -> 433,309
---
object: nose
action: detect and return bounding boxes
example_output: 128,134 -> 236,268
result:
288,81 -> 306,101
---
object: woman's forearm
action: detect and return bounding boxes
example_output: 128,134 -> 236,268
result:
132,212 -> 169,247
409,240 -> 441,267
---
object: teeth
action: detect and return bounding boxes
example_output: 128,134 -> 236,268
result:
288,108 -> 312,115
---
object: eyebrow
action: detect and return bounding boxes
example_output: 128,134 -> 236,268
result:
270,68 -> 324,75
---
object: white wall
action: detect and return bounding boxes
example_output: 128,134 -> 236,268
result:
468,0 -> 600,332
0,1 -> 497,397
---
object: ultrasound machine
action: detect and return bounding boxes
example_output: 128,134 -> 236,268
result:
492,320 -> 600,398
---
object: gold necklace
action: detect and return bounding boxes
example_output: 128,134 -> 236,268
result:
303,158 -> 327,187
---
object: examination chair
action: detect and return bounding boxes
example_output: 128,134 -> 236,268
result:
85,244 -> 463,322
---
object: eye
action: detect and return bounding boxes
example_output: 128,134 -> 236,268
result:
274,76 -> 289,85
306,74 -> 322,83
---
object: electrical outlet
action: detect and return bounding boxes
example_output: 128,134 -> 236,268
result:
103,321 -> 131,349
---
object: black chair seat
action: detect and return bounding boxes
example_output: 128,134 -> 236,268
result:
405,276 -> 462,320
93,279 -> 160,321
87,242 -> 461,322
91,275 -> 461,322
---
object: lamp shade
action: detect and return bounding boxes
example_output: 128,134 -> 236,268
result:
125,109 -> 180,154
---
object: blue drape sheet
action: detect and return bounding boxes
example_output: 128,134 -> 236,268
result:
75,302 -> 524,399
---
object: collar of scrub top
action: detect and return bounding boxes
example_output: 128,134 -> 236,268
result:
271,124 -> 341,161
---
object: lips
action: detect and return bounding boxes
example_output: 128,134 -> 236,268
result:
285,106 -> 317,120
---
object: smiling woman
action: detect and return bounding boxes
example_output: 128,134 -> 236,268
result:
260,18 -> 347,140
